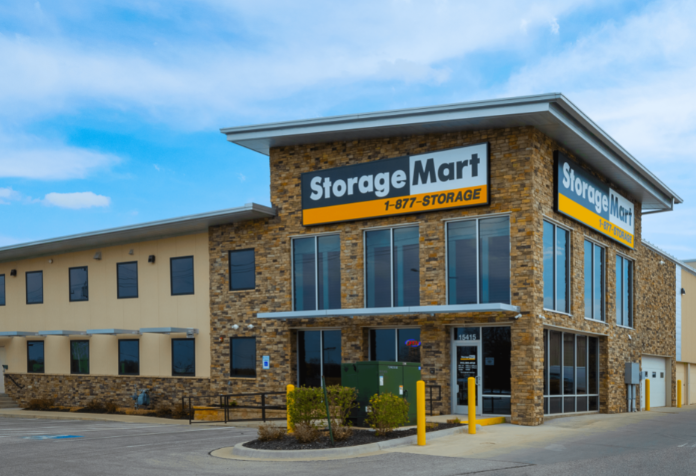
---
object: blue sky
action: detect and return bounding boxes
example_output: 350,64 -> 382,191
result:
1,0 -> 695,258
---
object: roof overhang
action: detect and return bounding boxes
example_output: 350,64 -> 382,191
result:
38,330 -> 86,336
221,93 -> 681,212
86,329 -> 140,336
140,327 -> 198,336
257,303 -> 520,319
0,331 -> 39,337
0,203 -> 276,264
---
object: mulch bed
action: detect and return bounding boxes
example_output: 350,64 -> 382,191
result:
244,422 -> 462,450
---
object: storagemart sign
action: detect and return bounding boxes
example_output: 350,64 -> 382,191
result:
301,143 -> 490,226
554,151 -> 635,248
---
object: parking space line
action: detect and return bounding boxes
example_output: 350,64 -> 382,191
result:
54,426 -> 240,442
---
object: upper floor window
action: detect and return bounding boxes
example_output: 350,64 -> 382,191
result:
170,256 -> 194,295
69,266 -> 89,302
365,226 -> 419,308
230,337 -> 256,378
447,216 -> 510,305
26,271 -> 43,304
172,339 -> 195,376
584,241 -> 605,321
27,341 -> 44,373
70,340 -> 90,374
0,274 -> 5,306
369,328 -> 421,363
117,261 -> 138,299
616,255 -> 633,327
293,235 -> 340,311
229,249 -> 255,291
543,221 -> 570,313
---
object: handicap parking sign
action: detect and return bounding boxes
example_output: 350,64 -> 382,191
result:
262,355 -> 270,370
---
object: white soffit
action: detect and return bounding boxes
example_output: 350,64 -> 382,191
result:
86,329 -> 140,335
38,330 -> 86,336
0,331 -> 39,337
221,93 -> 681,212
140,327 -> 199,335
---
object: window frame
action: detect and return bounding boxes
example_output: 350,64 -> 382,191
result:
27,340 -> 45,374
615,254 -> 634,328
118,339 -> 140,376
171,338 -> 196,377
0,273 -> 5,306
25,270 -> 44,305
367,327 -> 421,362
295,330 -> 343,386
229,249 -> 256,291
70,340 -> 90,375
117,261 -> 139,299
583,239 -> 606,322
543,220 -> 571,314
230,336 -> 257,378
363,225 -> 420,308
170,256 -> 195,296
291,234 -> 341,311
69,266 -> 89,302
445,214 -> 512,305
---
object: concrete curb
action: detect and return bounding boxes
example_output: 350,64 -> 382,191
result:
226,425 -> 469,460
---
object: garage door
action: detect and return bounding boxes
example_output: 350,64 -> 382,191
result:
642,356 -> 667,408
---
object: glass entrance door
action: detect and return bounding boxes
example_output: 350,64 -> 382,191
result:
452,343 -> 481,415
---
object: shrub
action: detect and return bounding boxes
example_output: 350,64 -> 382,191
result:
257,423 -> 285,441
26,398 -> 54,411
425,422 -> 439,431
104,401 -> 119,414
326,385 -> 358,427
446,417 -> 462,425
287,386 -> 326,429
125,408 -> 155,416
365,393 -> 409,436
171,403 -> 192,420
84,399 -> 106,413
331,424 -> 353,441
293,422 -> 320,444
154,404 -> 172,418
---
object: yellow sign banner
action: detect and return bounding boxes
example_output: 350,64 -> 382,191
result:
303,185 -> 488,226
558,194 -> 634,248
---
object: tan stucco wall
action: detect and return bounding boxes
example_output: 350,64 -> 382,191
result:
0,232 -> 210,378
681,268 -> 696,364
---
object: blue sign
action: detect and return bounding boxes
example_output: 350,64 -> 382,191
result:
262,355 -> 270,370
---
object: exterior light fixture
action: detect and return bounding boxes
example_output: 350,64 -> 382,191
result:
148,255 -> 156,264
48,259 -> 53,264
231,324 -> 239,330
93,251 -> 102,260
129,249 -> 134,255
681,288 -> 686,295
247,324 -> 254,330
10,269 -> 16,277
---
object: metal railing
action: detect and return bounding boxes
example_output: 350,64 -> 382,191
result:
183,391 -> 287,425
426,385 -> 441,416
4,374 -> 24,390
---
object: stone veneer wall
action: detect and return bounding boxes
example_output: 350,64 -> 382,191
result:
4,373 -> 213,408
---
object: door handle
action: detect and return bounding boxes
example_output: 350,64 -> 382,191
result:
475,376 -> 481,386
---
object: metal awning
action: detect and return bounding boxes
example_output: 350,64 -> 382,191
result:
140,327 -> 198,335
38,330 -> 86,336
86,329 -> 140,335
0,331 -> 39,337
257,303 -> 520,319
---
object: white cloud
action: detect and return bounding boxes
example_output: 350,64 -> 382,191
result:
0,187 -> 21,204
43,192 -> 111,209
550,18 -> 560,34
238,173 -> 246,182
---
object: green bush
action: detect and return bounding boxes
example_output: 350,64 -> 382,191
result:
104,401 -> 119,414
287,386 -> 325,429
84,399 -> 106,413
26,398 -> 54,411
326,385 -> 358,427
365,393 -> 409,436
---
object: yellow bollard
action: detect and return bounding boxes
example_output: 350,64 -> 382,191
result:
678,380 -> 682,408
286,384 -> 295,434
468,377 -> 476,435
417,380 -> 426,446
646,379 -> 651,411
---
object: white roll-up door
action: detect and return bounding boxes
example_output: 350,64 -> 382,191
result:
641,356 -> 667,408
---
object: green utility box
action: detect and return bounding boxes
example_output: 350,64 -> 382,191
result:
341,361 -> 421,426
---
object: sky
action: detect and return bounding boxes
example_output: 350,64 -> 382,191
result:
1,0 -> 695,258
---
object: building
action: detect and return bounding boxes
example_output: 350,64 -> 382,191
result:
0,94 -> 684,425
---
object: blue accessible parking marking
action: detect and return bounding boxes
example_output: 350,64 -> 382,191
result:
23,435 -> 84,440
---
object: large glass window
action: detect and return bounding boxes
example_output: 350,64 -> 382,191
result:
70,341 -> 90,374
26,271 -> 43,304
616,255 -> 633,327
298,330 -> 341,387
117,262 -> 138,299
229,249 -> 255,291
293,235 -> 341,311
584,241 -> 605,321
27,341 -> 44,373
0,274 -> 5,306
543,221 -> 570,313
544,331 -> 600,414
448,216 -> 510,305
365,227 -> 419,308
118,340 -> 140,375
170,256 -> 194,295
481,327 -> 511,415
231,337 -> 256,378
172,339 -> 195,376
69,266 -> 89,302
369,328 -> 420,363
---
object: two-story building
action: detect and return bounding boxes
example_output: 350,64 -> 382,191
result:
1,94 -> 683,425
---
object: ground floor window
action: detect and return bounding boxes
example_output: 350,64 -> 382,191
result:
298,330 -> 341,387
230,337 -> 256,378
544,330 -> 599,414
27,341 -> 44,373
118,340 -> 139,375
70,340 -> 89,374
172,339 -> 195,376
369,328 -> 421,363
